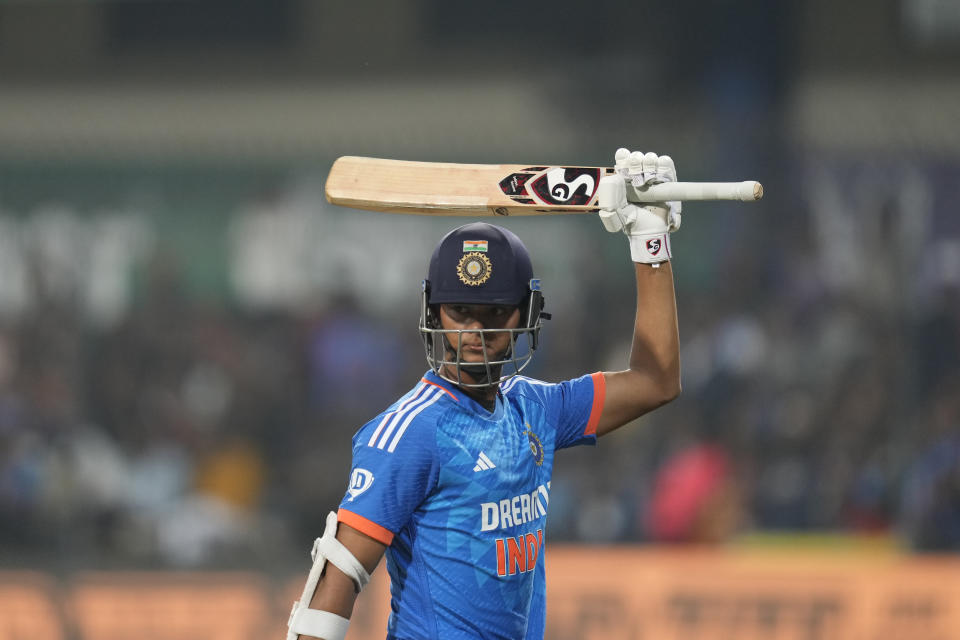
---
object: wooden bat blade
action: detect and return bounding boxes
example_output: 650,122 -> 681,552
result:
325,156 -> 762,217
325,156 -> 557,216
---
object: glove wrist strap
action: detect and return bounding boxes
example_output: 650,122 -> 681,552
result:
629,233 -> 671,264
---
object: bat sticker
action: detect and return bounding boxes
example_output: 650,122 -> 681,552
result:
529,168 -> 601,206
500,167 -> 602,206
499,173 -> 533,196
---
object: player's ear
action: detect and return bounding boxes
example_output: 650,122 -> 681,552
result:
428,305 -> 443,328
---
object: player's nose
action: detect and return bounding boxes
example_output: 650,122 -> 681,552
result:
461,316 -> 483,328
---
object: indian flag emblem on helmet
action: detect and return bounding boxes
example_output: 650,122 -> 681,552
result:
462,240 -> 488,252
457,252 -> 492,286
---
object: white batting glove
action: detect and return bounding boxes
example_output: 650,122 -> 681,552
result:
598,148 -> 681,264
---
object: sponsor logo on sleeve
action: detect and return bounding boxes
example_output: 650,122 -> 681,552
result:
347,468 -> 374,501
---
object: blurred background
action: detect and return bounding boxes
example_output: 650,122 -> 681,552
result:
0,0 -> 959,637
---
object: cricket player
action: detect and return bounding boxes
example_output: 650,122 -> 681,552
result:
288,148 -> 682,640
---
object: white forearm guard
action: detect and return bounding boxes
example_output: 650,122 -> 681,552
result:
287,511 -> 371,640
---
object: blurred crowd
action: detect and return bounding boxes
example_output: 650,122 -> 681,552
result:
0,161 -> 958,570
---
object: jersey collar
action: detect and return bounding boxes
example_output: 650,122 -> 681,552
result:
423,369 -> 505,421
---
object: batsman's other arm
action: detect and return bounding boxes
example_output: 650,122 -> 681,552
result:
291,519 -> 385,640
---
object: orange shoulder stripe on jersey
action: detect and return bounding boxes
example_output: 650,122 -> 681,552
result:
338,509 -> 395,546
584,372 -> 606,437
420,378 -> 459,402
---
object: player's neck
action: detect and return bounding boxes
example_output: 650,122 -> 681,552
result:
440,364 -> 499,412
458,385 -> 498,413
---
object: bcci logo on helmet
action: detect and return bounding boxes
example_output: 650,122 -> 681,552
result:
457,252 -> 492,286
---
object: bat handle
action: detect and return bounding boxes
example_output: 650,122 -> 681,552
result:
627,181 -> 764,202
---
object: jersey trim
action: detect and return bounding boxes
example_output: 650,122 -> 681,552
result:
338,508 -> 394,545
421,377 -> 459,401
584,372 -> 606,437
499,374 -> 550,395
387,387 -> 445,452
368,383 -> 428,446
499,377 -> 519,394
369,385 -> 446,451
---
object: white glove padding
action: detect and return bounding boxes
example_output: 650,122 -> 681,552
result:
599,148 -> 681,264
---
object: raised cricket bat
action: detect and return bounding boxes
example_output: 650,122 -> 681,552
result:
326,156 -> 763,217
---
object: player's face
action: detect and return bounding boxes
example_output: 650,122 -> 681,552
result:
438,304 -> 521,365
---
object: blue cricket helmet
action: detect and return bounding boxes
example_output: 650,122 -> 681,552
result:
420,222 -> 548,387
426,222 -> 535,306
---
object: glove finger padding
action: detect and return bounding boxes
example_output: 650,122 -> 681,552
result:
599,208 -> 625,233
656,155 -> 677,183
614,147 -> 631,177
627,151 -> 646,186
667,205 -> 682,233
642,152 -> 660,185
655,155 -> 682,232
598,174 -> 629,233
597,174 -> 628,211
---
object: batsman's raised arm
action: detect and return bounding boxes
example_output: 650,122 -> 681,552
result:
592,148 -> 682,437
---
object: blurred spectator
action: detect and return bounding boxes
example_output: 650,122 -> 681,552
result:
645,442 -> 742,544
900,376 -> 960,551
307,292 -> 410,420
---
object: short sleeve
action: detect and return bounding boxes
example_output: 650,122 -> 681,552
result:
337,416 -> 439,545
546,372 -> 606,450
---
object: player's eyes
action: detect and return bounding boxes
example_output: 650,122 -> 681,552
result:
446,305 -> 511,322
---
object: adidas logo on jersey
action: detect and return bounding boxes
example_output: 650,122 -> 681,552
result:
473,451 -> 496,472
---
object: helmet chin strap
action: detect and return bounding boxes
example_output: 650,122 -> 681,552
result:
440,337 -> 511,388
457,362 -> 500,387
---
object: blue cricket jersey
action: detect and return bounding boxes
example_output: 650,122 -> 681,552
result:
337,369 -> 605,640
